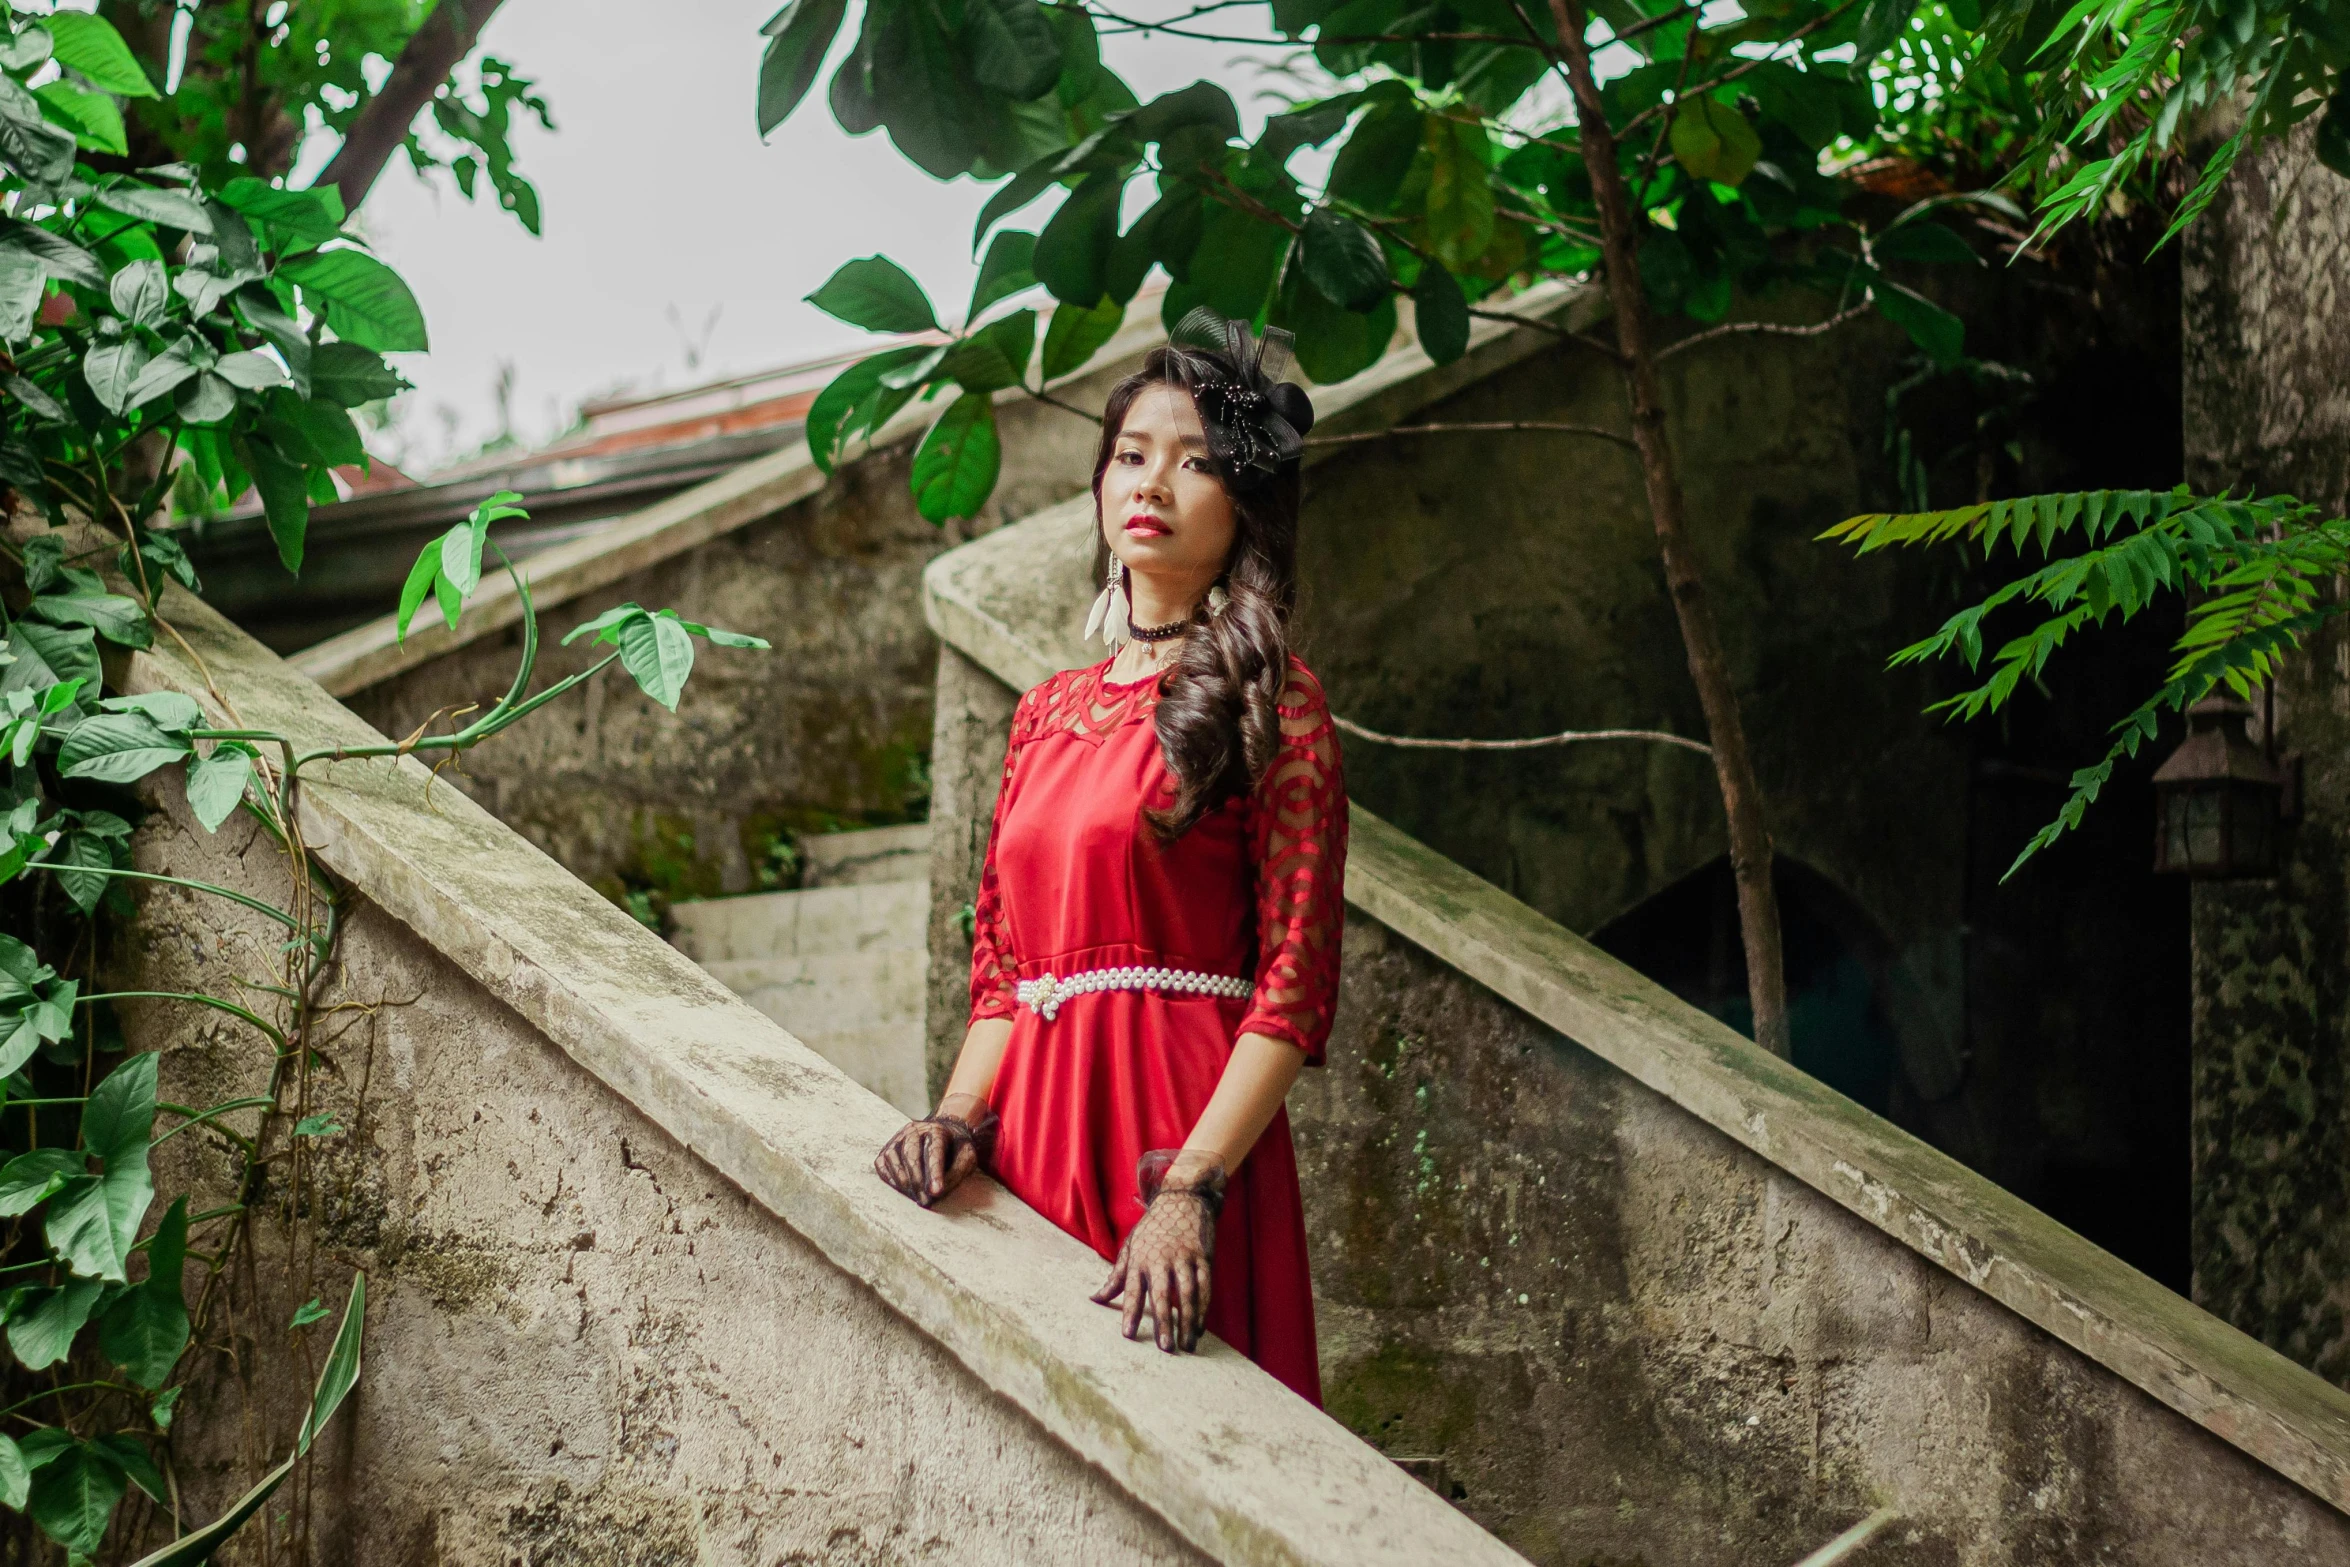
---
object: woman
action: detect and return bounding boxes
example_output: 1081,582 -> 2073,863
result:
873,311 -> 1346,1404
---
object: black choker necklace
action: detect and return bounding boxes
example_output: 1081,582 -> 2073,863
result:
1128,615 -> 1190,643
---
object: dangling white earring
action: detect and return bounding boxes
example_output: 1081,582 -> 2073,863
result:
1207,582 -> 1231,618
1085,557 -> 1132,652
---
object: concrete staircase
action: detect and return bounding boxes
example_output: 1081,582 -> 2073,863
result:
669,825 -> 930,1116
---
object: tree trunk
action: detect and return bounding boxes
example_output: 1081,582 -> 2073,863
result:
1546,0 -> 1792,1058
311,0 -> 511,213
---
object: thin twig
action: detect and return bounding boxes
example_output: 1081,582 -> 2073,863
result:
1309,419 -> 1638,450
1468,307 -> 1626,364
1024,384 -> 1103,425
1334,713 -> 1711,755
1655,303 -> 1872,360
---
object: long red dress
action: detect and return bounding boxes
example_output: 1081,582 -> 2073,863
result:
969,653 -> 1347,1403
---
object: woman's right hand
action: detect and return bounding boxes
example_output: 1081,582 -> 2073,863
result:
874,1093 -> 999,1208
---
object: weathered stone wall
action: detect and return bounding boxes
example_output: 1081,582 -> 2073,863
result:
338,355 -> 1132,920
2182,123 -> 2350,1382
114,767 -> 1213,1567
1292,908 -> 2350,1566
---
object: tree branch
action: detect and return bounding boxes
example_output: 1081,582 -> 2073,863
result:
311,0 -> 510,214
1334,715 -> 1712,755
1307,419 -> 1638,450
1654,303 -> 1873,360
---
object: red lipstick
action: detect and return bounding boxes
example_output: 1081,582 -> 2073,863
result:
1124,513 -> 1170,538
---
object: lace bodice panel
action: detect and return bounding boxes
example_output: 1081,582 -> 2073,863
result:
966,656 -> 1349,1061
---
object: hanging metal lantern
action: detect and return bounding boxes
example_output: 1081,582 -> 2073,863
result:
2152,697 -> 2286,878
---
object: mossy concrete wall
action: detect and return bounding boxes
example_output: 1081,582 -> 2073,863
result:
331,349 -> 1134,923
1295,910 -> 2348,1565
2181,122 -> 2350,1383
115,774 -> 1214,1567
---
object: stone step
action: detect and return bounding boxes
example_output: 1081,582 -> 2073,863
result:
669,878 -> 928,964
799,823 -> 929,888
700,949 -> 929,1117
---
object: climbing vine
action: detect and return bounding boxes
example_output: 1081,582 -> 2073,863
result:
0,490 -> 764,1563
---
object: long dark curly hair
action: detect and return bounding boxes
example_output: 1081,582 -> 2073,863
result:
1090,343 -> 1307,841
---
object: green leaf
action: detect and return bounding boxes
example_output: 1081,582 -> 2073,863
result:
146,1196 -> 188,1299
32,81 -> 125,156
2319,89 -> 2350,179
1670,97 -> 1762,187
82,339 -> 152,417
943,309 -> 1036,393
0,1148 -> 81,1217
1286,277 -> 1395,385
1034,171 -> 1123,306
307,341 -> 405,407
32,590 -> 151,648
94,692 -> 199,730
1873,281 -> 1965,366
806,255 -> 939,334
279,249 -> 429,352
1422,118 -> 1497,271
0,219 -> 104,290
967,230 -> 1038,320
83,1051 -> 158,1169
1328,102 -> 1423,214
42,12 -> 158,98
289,1297 -> 330,1329
177,372 -> 235,425
618,612 -> 697,713
214,177 -> 346,244
214,350 -> 289,391
27,1439 -> 125,1557
297,1275 -> 366,1455
395,544 -> 442,644
758,0 -> 848,134
240,436 -> 311,573
437,519 -> 486,600
99,1285 -> 187,1391
93,184 -> 212,234
911,393 -> 1002,524
93,1436 -> 165,1505
294,1114 -> 342,1138
185,744 -> 254,833
1041,295 -> 1123,380
869,3 -> 989,178
148,1386 -> 180,1431
0,248 -> 38,341
57,713 -> 189,784
1300,209 -> 1390,311
0,77 -> 77,186
802,345 -> 931,472
109,259 -> 169,327
1411,265 -> 1469,365
560,602 -> 648,647
676,619 -> 771,650
8,1277 -> 102,1371
0,1433 -> 28,1511
1874,222 -> 1980,266
965,0 -> 1063,100
15,624 -> 98,698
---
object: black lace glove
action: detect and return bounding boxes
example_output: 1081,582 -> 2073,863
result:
1090,1148 -> 1227,1352
874,1092 -> 999,1208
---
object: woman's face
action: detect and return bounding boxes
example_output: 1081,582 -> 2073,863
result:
1099,383 -> 1236,586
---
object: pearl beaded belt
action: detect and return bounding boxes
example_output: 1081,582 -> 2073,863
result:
1014,966 -> 1253,1021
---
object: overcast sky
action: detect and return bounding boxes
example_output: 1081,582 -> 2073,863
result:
343,2 -> 1307,473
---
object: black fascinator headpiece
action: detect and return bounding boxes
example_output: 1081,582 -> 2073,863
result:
1170,307 -> 1316,490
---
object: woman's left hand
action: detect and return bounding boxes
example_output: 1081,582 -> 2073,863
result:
1091,1150 -> 1227,1352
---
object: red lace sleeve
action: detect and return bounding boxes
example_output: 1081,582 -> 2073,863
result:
1238,659 -> 1348,1064
967,683 -> 1042,1026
